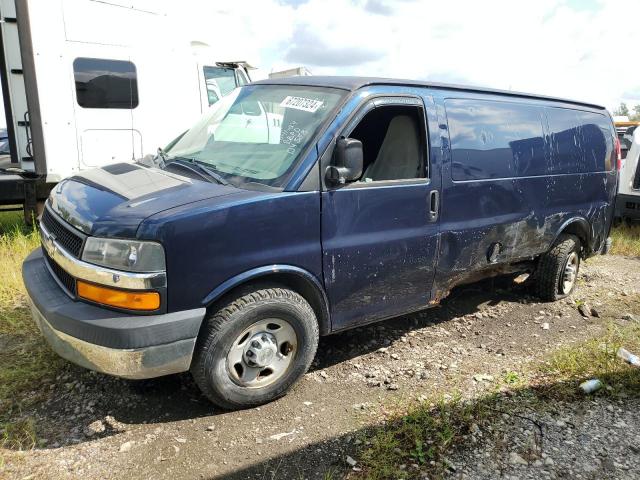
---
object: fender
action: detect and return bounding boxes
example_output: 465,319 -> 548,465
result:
201,265 -> 331,335
552,216 -> 592,254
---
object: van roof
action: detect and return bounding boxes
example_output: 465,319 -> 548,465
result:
252,75 -> 607,111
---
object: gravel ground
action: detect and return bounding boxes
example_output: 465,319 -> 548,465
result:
2,254 -> 639,479
448,395 -> 640,480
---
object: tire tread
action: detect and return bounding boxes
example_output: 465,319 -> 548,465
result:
535,234 -> 580,301
191,287 -> 318,409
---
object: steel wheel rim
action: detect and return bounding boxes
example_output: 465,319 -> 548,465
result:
561,252 -> 579,294
226,318 -> 298,389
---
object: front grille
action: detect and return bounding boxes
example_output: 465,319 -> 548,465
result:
43,248 -> 77,295
41,207 -> 84,258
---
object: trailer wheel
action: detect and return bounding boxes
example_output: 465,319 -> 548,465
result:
191,286 -> 319,410
535,234 -> 581,301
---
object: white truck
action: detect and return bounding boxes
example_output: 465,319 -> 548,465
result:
0,0 -> 253,221
616,126 -> 640,222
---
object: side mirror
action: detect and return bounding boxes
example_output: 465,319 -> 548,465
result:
325,137 -> 363,185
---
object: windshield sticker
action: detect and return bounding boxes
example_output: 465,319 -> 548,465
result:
280,96 -> 323,113
281,120 -> 307,155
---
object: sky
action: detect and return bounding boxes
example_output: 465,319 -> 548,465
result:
0,0 -> 636,132
179,0 -> 640,114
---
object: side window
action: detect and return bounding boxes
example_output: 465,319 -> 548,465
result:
547,108 -> 613,173
446,98 -> 545,180
203,66 -> 237,105
73,58 -> 138,109
348,105 -> 427,182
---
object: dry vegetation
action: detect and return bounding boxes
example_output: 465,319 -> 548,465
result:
610,222 -> 640,257
0,211 -> 64,450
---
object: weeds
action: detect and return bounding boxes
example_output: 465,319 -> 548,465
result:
0,210 -> 64,434
322,468 -> 338,480
354,323 -> 640,479
541,322 -> 640,395
0,211 -> 39,317
0,418 -> 37,450
355,394 -> 493,479
502,371 -> 521,385
610,223 -> 640,257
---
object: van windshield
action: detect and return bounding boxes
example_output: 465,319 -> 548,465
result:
167,85 -> 345,189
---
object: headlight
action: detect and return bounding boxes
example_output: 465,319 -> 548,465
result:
82,237 -> 166,273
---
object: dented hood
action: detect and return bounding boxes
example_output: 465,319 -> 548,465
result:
48,162 -> 240,237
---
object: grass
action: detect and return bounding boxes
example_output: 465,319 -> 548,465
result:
610,223 -> 640,257
354,395 -> 493,479
0,210 -> 65,451
1,418 -> 37,451
353,322 -> 640,479
542,322 -> 640,395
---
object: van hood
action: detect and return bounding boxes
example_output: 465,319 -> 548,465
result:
48,162 -> 241,238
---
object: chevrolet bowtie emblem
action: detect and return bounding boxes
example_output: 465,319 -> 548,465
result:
46,232 -> 57,254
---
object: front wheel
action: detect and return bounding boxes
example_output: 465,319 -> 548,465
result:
535,234 -> 581,301
191,286 -> 319,410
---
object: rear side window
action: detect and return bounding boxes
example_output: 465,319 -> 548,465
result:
446,99 -> 545,181
546,108 -> 613,173
73,58 -> 138,109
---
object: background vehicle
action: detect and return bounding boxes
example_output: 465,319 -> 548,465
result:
268,66 -> 312,78
0,0 -> 253,220
0,128 -> 9,155
23,77 -> 618,410
615,119 -> 640,160
616,126 -> 640,221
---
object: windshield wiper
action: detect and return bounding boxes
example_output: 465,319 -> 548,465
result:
193,160 -> 230,186
156,147 -> 169,165
166,157 -> 229,186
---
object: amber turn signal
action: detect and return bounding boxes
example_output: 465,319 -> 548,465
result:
77,281 -> 160,311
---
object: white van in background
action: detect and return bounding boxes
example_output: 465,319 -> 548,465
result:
616,127 -> 640,221
0,0 -> 253,220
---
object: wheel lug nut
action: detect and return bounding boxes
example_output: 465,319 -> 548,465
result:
251,340 -> 261,348
261,335 -> 268,342
246,350 -> 254,357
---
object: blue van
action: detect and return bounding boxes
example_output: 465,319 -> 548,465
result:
22,77 -> 618,409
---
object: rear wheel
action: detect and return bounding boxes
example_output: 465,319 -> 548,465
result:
535,234 -> 581,301
191,286 -> 319,410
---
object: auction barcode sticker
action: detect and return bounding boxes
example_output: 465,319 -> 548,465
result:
280,96 -> 323,113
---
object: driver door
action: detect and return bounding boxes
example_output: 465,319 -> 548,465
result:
321,95 -> 441,330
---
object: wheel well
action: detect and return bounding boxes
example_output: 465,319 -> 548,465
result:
560,221 -> 590,255
205,272 -> 331,336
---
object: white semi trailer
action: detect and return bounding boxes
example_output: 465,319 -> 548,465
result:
0,0 -> 253,221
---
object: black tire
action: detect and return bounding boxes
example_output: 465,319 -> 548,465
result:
191,286 -> 319,410
535,234 -> 581,301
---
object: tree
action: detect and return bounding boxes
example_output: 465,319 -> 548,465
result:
632,104 -> 640,122
614,102 -> 630,117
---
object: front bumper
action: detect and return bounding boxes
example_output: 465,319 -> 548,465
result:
22,248 -> 206,379
615,193 -> 640,220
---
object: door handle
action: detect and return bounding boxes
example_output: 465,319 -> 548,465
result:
429,190 -> 439,221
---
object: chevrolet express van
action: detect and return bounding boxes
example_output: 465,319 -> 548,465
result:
22,77 -> 618,409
